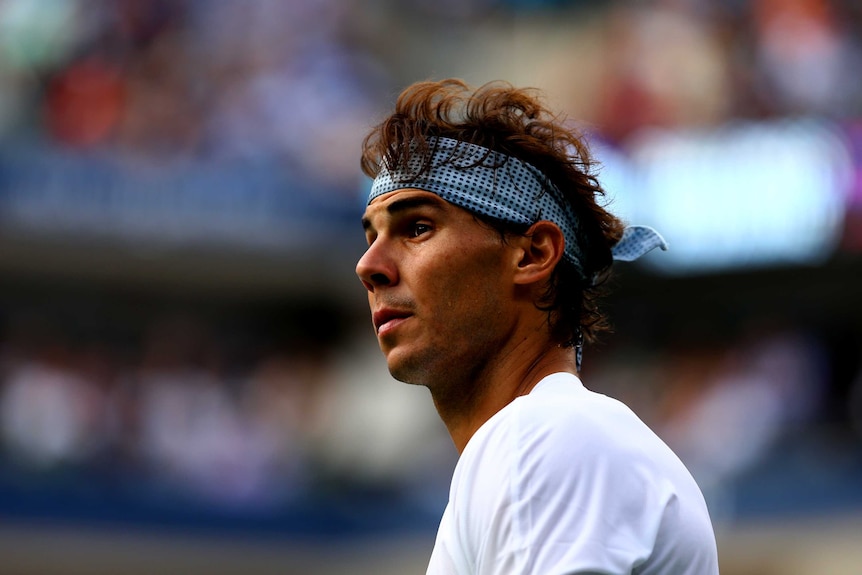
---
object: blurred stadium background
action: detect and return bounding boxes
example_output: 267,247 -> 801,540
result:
0,0 -> 860,573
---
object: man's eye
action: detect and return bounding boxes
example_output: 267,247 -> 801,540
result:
411,223 -> 431,237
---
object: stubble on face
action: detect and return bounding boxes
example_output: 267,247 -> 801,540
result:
384,230 -> 515,419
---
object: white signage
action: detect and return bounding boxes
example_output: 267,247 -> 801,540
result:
599,119 -> 853,273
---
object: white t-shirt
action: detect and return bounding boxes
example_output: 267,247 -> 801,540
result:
427,373 -> 719,575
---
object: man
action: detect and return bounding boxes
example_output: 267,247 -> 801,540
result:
356,79 -> 719,575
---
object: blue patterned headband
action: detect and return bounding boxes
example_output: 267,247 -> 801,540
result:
369,136 -> 666,284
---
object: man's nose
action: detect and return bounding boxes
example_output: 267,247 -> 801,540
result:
356,241 -> 397,293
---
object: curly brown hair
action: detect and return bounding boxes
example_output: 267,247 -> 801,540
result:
361,78 -> 625,346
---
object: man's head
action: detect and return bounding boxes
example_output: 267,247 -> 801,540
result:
359,79 -> 626,353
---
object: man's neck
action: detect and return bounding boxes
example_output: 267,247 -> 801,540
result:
431,341 -> 578,454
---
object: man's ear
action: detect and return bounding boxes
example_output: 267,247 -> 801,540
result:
512,221 -> 566,286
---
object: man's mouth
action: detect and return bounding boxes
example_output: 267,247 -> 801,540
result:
373,308 -> 412,335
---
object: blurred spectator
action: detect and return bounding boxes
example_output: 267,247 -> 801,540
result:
241,346 -> 334,496
129,315 -> 286,506
0,337 -> 111,469
596,2 -> 732,143
44,56 -> 126,148
653,327 -> 827,516
750,0 -> 862,117
111,29 -> 203,163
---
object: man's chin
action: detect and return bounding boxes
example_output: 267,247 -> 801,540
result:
384,348 -> 427,386
386,361 -> 420,386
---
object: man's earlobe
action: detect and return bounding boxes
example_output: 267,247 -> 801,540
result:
513,221 -> 565,285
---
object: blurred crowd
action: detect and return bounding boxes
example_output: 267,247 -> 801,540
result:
0,305 -> 455,512
0,312 -> 327,508
1,0 -> 862,524
590,0 -> 862,144
0,305 -> 860,521
0,0 -> 390,189
0,0 -> 861,173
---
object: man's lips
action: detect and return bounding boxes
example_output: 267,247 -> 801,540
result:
373,308 -> 412,335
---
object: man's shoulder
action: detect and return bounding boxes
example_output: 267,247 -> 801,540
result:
507,372 -> 643,447
462,371 -> 699,493
462,373 -> 642,472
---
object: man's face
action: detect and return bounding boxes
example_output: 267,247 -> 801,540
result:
357,189 -> 516,389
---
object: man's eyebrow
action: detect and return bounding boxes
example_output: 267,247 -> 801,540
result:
361,194 -> 445,230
